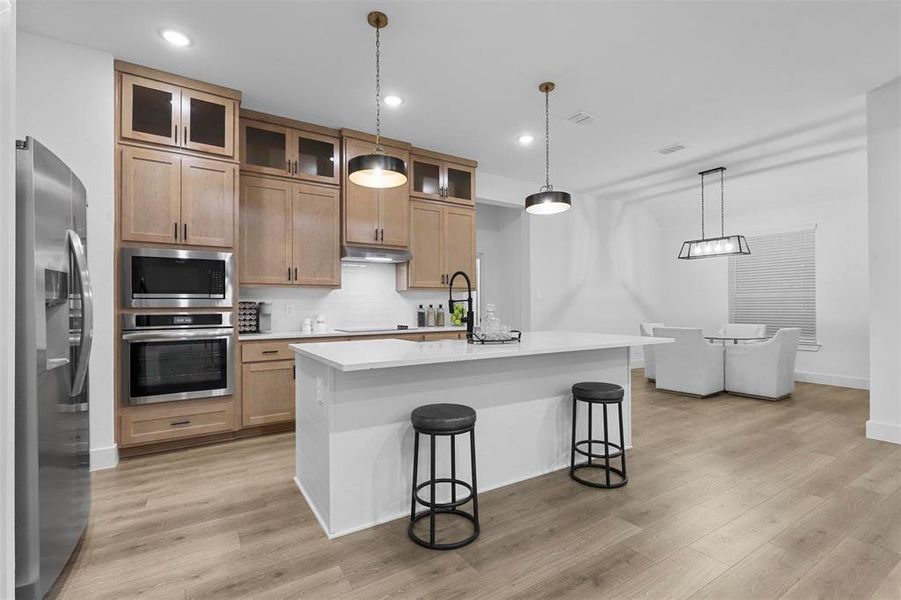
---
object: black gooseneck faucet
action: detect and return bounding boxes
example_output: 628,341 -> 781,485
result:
448,271 -> 474,338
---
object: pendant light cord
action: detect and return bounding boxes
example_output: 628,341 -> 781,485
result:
542,88 -> 552,192
374,24 -> 382,152
700,172 -> 705,239
720,168 -> 725,237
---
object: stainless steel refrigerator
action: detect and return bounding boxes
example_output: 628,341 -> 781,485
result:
15,137 -> 93,599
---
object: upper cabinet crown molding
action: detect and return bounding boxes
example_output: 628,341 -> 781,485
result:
117,63 -> 240,160
115,60 -> 242,101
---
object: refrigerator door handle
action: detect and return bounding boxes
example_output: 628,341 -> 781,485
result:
68,229 -> 93,397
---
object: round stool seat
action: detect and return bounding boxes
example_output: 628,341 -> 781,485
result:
411,404 -> 476,432
572,382 -> 624,403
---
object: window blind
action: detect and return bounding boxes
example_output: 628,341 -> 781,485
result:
728,228 -> 816,345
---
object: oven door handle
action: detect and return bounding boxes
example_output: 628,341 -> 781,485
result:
121,328 -> 235,342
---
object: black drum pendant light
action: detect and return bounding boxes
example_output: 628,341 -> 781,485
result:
525,82 -> 571,215
677,167 -> 750,259
347,11 -> 407,189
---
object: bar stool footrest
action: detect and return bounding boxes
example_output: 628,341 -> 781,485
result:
408,508 -> 480,550
414,478 -> 474,510
570,463 -> 628,489
573,439 -> 624,460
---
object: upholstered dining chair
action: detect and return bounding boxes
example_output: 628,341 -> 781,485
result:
725,328 -> 801,400
653,327 -> 724,397
639,322 -> 665,381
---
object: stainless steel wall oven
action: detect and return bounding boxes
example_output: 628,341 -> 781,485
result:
120,247 -> 234,308
121,312 -> 235,405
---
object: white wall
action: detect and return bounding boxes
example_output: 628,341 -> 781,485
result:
1,2 -> 16,597
867,78 -> 901,444
529,193 -> 661,364
16,32 -> 117,470
476,203 -> 526,330
642,149 -> 870,388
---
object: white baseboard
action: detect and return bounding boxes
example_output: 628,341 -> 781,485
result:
866,420 -> 901,445
294,476 -> 334,539
794,370 -> 869,390
90,445 -> 119,471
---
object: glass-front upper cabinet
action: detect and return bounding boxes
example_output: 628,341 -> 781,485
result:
241,119 -> 339,184
121,73 -> 237,158
409,152 -> 476,206
241,120 -> 291,177
293,131 -> 339,185
445,163 -> 475,205
410,157 -> 444,201
121,74 -> 181,147
181,90 -> 235,157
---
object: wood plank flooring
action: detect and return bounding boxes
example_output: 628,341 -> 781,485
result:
55,372 -> 901,599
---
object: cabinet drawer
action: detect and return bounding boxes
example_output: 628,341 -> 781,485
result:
242,341 -> 295,362
422,331 -> 465,341
121,400 -> 234,446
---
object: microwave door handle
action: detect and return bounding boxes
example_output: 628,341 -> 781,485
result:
121,328 -> 234,342
68,229 -> 93,398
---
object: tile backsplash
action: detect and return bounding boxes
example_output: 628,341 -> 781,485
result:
240,263 -> 453,332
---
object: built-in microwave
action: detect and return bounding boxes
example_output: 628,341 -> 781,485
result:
120,312 -> 235,405
120,248 -> 234,308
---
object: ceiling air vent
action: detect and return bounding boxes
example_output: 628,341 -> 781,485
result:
656,143 -> 686,156
564,110 -> 600,126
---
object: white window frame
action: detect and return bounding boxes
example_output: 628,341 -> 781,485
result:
728,224 -> 819,349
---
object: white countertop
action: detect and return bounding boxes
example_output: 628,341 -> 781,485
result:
240,325 -> 466,341
290,331 -> 673,372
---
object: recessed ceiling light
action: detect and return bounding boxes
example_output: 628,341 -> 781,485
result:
517,134 -> 535,146
384,95 -> 403,107
161,30 -> 191,47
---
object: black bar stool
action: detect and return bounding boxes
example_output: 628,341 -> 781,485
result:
409,403 -> 480,550
570,382 -> 628,489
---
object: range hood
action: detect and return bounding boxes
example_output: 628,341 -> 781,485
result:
341,245 -> 412,264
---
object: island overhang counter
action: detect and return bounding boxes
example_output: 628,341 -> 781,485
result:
290,331 -> 672,539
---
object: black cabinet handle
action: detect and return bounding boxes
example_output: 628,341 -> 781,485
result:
294,267 -> 298,280
294,160 -> 299,175
174,222 -> 178,240
375,227 -> 379,241
171,420 -> 190,427
287,267 -> 292,281
380,228 -> 384,242
262,350 -> 279,354
183,223 -> 187,241
287,160 -> 291,173
293,365 -> 296,380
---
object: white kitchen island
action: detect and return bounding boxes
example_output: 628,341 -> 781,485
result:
290,331 -> 671,538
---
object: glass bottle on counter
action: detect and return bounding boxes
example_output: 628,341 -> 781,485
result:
436,304 -> 445,327
417,305 -> 426,327
426,304 -> 436,327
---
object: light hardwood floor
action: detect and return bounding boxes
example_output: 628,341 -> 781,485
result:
56,372 -> 901,599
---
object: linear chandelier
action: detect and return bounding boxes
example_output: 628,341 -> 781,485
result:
677,167 -> 750,259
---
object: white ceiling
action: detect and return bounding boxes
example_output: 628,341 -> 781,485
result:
17,0 -> 901,194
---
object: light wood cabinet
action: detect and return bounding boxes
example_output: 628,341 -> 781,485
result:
241,360 -> 295,427
343,136 -> 410,248
403,200 -> 476,290
240,175 -> 340,286
410,151 -> 476,206
120,400 -> 234,446
240,176 -> 292,284
241,119 -> 340,185
181,156 -> 236,247
408,201 -> 446,288
293,183 -> 341,285
121,147 -> 236,247
121,73 -> 237,158
120,146 -> 181,244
